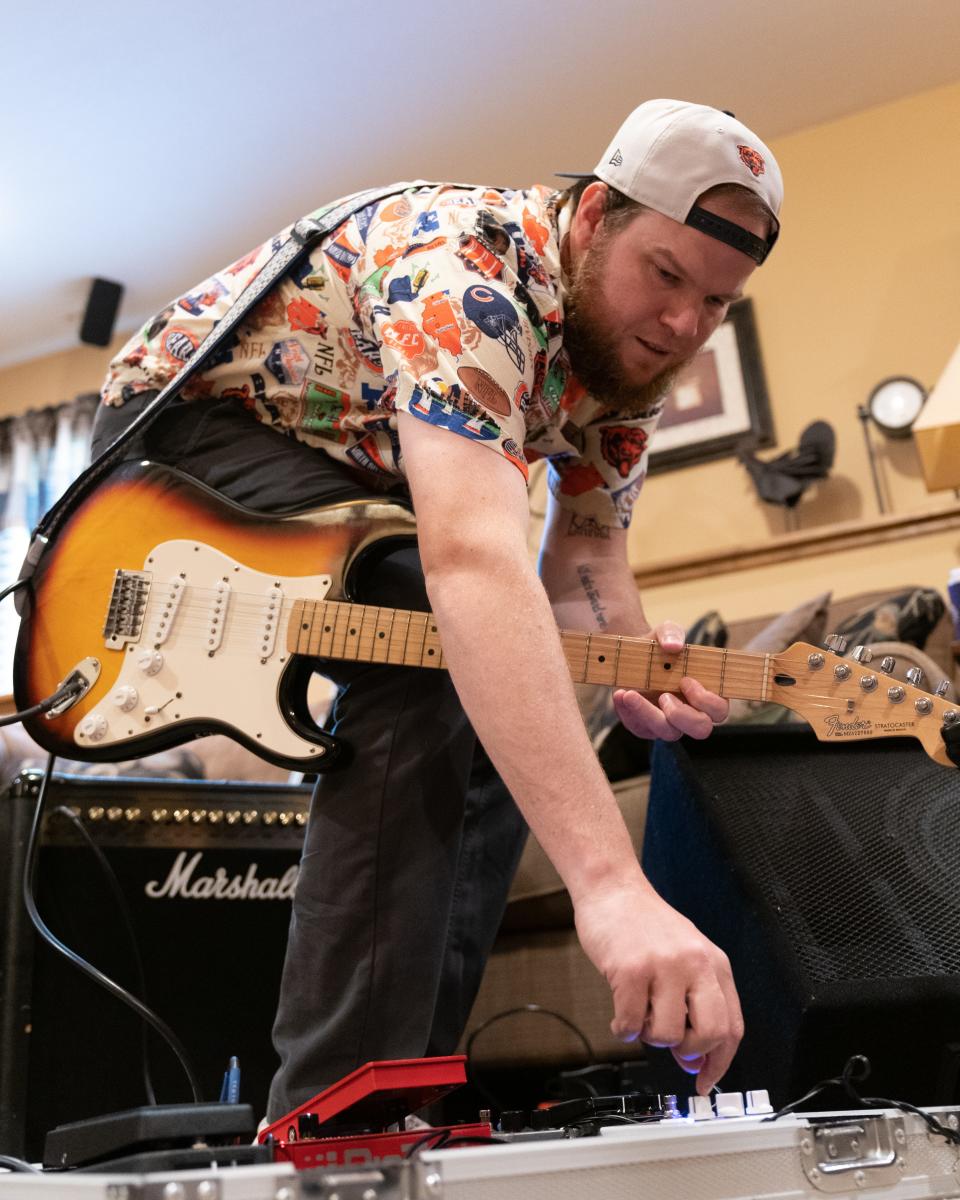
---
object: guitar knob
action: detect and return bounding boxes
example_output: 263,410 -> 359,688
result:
111,685 -> 139,712
824,634 -> 848,655
880,656 -> 897,675
905,666 -> 925,689
944,711 -> 959,727
851,645 -> 874,663
137,650 -> 164,677
934,680 -> 951,699
77,713 -> 108,742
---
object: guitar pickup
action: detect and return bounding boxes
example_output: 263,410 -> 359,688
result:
149,576 -> 185,646
206,579 -> 231,654
259,585 -> 283,660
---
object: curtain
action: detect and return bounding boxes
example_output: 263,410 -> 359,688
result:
0,394 -> 99,693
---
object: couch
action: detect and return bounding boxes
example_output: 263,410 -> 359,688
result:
459,585 -> 960,1072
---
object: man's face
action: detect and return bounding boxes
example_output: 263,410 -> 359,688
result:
562,191 -> 763,412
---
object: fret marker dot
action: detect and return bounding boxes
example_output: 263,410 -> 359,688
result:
427,648 -> 435,656
598,655 -> 605,663
324,625 -> 332,632
350,628 -> 356,635
378,631 -> 385,638
302,623 -> 308,630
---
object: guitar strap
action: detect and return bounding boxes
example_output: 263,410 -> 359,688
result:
21,179 -> 477,580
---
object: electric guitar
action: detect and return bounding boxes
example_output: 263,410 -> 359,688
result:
14,461 -> 959,771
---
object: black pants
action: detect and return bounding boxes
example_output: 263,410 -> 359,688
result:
92,395 -> 528,1118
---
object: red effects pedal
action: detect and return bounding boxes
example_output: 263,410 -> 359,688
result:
257,1055 -> 491,1170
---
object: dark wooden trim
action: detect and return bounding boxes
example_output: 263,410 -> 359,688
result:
634,504 -> 960,589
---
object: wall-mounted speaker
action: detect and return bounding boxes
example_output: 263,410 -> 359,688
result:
79,278 -> 124,347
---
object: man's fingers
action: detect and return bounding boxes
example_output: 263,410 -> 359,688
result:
609,976 -> 651,1044
679,676 -> 730,726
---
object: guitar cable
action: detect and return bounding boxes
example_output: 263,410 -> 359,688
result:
20,753 -> 205,1105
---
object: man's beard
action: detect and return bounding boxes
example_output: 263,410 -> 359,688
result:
562,234 -> 690,416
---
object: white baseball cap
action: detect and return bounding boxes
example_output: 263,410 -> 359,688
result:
561,99 -> 783,264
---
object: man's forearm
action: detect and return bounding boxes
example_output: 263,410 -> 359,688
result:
425,548 -> 648,905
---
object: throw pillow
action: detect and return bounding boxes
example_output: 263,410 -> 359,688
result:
834,587 -> 945,651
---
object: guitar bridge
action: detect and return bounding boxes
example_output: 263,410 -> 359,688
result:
103,569 -> 152,647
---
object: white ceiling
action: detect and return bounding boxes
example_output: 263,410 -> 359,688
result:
4,0 -> 960,371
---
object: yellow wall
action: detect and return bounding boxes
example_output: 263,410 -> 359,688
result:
3,82 -> 960,626
0,333 -> 128,417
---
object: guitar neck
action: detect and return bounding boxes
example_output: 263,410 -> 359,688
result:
288,598 -> 772,702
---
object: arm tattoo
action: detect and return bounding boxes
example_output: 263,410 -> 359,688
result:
568,514 -> 611,539
576,564 -> 609,630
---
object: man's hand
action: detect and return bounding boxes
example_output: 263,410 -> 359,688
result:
575,880 -> 743,1094
613,620 -> 729,741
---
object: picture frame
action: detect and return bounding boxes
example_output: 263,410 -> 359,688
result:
647,297 -> 775,474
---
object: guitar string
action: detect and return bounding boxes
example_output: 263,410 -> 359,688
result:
86,592 -> 950,705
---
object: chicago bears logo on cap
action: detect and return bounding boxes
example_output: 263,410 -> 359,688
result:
737,145 -> 765,177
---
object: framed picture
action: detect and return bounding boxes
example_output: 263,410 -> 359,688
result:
647,297 -> 775,474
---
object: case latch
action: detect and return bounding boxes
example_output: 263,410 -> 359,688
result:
800,1116 -> 905,1192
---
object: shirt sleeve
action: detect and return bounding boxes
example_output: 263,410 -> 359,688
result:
100,233 -> 286,407
371,220 -> 542,482
547,406 -> 663,529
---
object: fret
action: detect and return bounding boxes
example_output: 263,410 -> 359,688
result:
407,612 -> 429,665
613,635 -> 623,687
316,600 -> 337,658
387,608 -> 411,665
720,647 -> 728,697
310,599 -> 330,657
330,601 -> 354,660
584,634 -> 618,686
420,617 -> 443,668
355,604 -> 381,662
761,652 -> 771,702
560,631 -> 590,684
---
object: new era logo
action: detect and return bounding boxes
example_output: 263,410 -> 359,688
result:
609,149 -> 623,167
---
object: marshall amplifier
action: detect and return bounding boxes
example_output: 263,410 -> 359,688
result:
0,769 -> 311,1160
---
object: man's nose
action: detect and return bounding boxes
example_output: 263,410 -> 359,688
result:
660,301 -> 700,340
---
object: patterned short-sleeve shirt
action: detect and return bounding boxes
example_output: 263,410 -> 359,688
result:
102,182 -> 662,528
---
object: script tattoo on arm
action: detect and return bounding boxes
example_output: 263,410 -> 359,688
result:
576,564 -> 609,630
568,514 -> 611,539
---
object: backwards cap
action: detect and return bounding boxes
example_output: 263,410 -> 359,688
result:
562,99 -> 783,264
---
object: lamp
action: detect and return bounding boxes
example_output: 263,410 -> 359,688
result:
858,376 -> 927,514
911,342 -> 960,494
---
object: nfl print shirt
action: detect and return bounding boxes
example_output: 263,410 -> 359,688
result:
103,182 -> 662,528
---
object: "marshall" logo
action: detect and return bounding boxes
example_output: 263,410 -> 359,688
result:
824,714 -> 872,737
145,852 -> 298,901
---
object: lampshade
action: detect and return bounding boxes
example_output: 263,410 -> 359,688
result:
911,342 -> 960,492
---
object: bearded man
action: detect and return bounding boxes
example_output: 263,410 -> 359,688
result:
93,98 -> 783,1119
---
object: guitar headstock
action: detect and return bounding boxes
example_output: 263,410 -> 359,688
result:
769,641 -> 959,768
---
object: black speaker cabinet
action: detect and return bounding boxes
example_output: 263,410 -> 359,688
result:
0,770 -> 311,1159
642,726 -> 960,1110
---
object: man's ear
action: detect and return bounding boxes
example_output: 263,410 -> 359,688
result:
569,182 -> 609,256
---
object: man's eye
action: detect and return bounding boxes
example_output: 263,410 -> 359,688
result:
657,267 -> 678,283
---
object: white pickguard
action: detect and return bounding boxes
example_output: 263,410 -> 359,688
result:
75,540 -> 333,764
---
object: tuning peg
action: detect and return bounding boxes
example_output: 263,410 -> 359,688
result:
905,666 -> 925,689
851,645 -> 873,664
880,656 -> 897,675
824,633 -> 848,655
935,679 -> 951,699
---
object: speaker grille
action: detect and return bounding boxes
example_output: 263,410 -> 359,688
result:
676,734 -> 960,984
